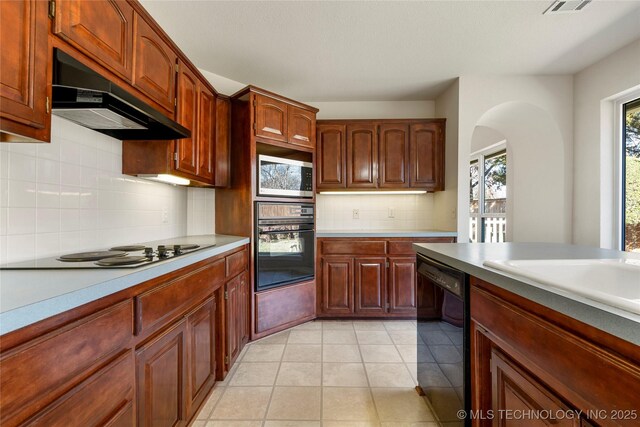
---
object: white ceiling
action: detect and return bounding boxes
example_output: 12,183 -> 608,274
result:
140,0 -> 640,101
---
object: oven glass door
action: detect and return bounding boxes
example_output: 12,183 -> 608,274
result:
256,224 -> 315,291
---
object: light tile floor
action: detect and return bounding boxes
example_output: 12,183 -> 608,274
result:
193,320 -> 441,427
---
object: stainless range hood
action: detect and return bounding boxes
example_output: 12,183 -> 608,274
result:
52,49 -> 189,140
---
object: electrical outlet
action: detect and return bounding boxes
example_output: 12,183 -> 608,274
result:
352,209 -> 360,219
388,208 -> 395,218
162,207 -> 169,223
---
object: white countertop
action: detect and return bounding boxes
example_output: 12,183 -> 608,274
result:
316,229 -> 457,238
413,242 -> 640,345
0,234 -> 250,335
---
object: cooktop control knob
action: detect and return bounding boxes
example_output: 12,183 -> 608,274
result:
174,244 -> 182,255
144,247 -> 154,257
157,245 -> 168,258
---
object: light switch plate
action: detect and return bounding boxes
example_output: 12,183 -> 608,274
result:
353,209 -> 360,219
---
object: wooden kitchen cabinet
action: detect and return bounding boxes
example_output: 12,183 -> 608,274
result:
0,0 -> 50,143
25,351 -> 136,427
471,277 -> 640,427
185,297 -> 216,419
175,61 -> 199,176
317,124 -> 347,189
288,105 -> 316,148
132,13 -> 177,114
490,348 -> 579,427
388,256 -> 417,314
136,319 -> 188,427
225,271 -> 249,369
255,93 -> 288,142
346,123 -> 378,188
53,0 -> 134,81
315,119 -> 446,192
215,96 -> 231,187
410,121 -> 445,191
379,123 -> 410,188
197,86 -> 216,183
251,89 -> 318,149
317,237 -> 455,318
321,256 -> 354,315
354,257 -> 387,314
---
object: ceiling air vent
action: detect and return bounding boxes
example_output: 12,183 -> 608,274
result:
543,0 -> 591,14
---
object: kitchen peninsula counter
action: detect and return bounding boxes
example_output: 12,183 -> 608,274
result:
0,234 -> 249,335
413,242 -> 640,345
316,229 -> 457,238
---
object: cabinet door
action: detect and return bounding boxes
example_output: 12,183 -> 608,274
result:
197,85 -> 216,183
174,62 -> 198,177
354,257 -> 386,314
136,320 -> 187,427
388,257 -> 417,314
491,349 -> 579,427
288,105 -> 315,148
409,122 -> 444,191
0,0 -> 50,142
347,124 -> 378,188
225,275 -> 241,367
215,96 -> 230,187
316,124 -> 346,189
133,14 -> 177,113
379,124 -> 409,188
254,94 -> 287,142
186,297 -> 216,419
321,256 -> 354,315
54,0 -> 134,81
25,351 -> 135,427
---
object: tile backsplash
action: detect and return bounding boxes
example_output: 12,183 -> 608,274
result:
0,116 -> 191,264
316,193 -> 437,230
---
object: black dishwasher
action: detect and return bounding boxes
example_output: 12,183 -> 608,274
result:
416,253 -> 470,427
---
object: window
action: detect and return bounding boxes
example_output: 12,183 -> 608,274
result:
623,98 -> 640,252
470,149 -> 507,242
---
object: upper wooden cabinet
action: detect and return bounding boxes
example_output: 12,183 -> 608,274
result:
288,106 -> 316,148
379,123 -> 409,188
175,62 -> 199,177
53,0 -> 134,81
0,0 -> 50,142
317,124 -> 347,189
255,94 -> 288,142
347,123 -> 378,188
250,89 -> 318,149
123,62 -> 223,187
132,13 -> 177,114
316,119 -> 445,192
410,122 -> 445,191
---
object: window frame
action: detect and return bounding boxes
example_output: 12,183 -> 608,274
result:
470,142 -> 507,243
619,96 -> 640,251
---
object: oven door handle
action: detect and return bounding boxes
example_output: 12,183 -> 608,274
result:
258,228 -> 315,235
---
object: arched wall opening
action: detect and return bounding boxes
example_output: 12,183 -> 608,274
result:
467,102 -> 570,243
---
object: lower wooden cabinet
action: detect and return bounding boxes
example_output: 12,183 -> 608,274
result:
471,276 -> 640,427
136,319 -> 188,427
354,257 -> 386,314
225,271 -> 249,369
25,351 -> 136,427
0,244 -> 249,427
317,237 -> 455,318
186,297 -> 216,419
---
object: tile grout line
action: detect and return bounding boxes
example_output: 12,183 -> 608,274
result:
260,331 -> 289,424
355,324 -> 382,426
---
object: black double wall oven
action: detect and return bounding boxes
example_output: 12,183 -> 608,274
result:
255,202 -> 315,292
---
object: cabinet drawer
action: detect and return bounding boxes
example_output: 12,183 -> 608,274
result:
320,240 -> 386,255
225,248 -> 248,278
135,259 -> 224,335
25,351 -> 135,427
0,300 -> 133,426
387,238 -> 454,255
